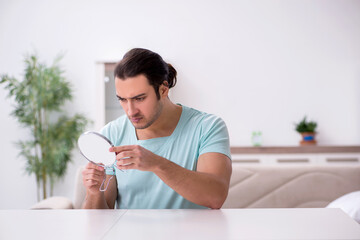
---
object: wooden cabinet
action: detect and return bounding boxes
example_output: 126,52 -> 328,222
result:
230,146 -> 360,165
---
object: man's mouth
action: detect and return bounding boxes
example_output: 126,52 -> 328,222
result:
130,117 -> 142,123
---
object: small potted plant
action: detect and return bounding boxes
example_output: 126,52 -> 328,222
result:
295,116 -> 317,145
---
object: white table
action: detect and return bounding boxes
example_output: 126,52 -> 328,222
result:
0,208 -> 359,240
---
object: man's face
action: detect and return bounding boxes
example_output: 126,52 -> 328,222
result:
115,74 -> 163,129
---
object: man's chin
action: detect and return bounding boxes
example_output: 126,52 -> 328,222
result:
131,121 -> 148,130
128,115 -> 157,130
133,124 -> 145,130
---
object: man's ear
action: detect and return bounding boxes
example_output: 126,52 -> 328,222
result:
160,81 -> 169,97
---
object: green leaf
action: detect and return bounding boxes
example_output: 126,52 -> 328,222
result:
1,53 -> 91,200
295,116 -> 317,133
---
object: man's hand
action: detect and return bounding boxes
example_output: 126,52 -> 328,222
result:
81,162 -> 117,209
82,162 -> 105,195
109,145 -> 231,209
110,145 -> 165,172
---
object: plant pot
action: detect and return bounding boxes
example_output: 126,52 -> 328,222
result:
300,132 -> 316,145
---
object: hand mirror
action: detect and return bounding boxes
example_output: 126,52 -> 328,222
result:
77,131 -> 116,191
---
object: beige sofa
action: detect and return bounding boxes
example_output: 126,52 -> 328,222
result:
31,165 -> 360,209
223,164 -> 360,208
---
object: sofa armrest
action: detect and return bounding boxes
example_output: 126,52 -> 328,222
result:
30,196 -> 74,209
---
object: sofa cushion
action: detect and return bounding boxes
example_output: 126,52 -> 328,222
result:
223,165 -> 360,208
31,196 -> 74,209
326,191 -> 360,223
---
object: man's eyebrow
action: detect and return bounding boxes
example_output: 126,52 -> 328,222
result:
116,93 -> 146,99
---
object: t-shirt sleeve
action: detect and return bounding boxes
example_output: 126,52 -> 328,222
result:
100,123 -> 117,176
198,115 -> 232,160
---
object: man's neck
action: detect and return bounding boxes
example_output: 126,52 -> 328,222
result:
136,101 -> 182,140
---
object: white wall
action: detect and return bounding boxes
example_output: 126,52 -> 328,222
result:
0,0 -> 359,209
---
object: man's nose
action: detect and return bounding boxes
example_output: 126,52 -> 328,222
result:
127,101 -> 138,116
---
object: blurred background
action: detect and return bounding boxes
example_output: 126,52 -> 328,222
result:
0,0 -> 359,209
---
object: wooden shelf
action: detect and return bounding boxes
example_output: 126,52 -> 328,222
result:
230,146 -> 360,154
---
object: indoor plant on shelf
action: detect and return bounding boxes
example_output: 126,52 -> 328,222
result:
295,116 -> 318,145
0,54 -> 89,201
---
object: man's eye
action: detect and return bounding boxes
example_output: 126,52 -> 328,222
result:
118,98 -> 126,102
135,97 -> 145,101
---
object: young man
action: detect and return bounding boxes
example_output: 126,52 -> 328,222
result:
82,48 -> 232,209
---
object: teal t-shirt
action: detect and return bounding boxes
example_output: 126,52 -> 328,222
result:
100,105 -> 231,209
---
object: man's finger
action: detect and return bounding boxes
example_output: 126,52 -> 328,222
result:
117,157 -> 133,166
85,163 -> 104,171
115,150 -> 133,160
117,163 -> 135,170
110,145 -> 137,153
83,171 -> 104,179
85,179 -> 100,187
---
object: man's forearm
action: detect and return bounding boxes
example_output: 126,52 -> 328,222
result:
82,192 -> 110,209
154,159 -> 229,209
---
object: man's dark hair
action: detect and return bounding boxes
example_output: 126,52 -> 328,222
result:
114,48 -> 177,99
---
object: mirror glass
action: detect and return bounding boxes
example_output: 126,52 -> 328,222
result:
77,131 -> 116,167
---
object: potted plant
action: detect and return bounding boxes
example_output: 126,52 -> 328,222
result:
0,54 -> 89,201
295,116 -> 317,145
